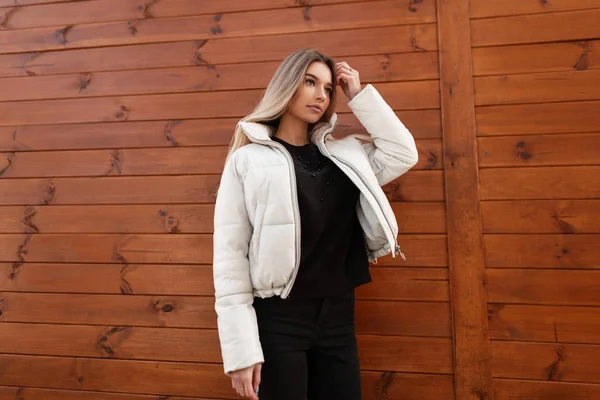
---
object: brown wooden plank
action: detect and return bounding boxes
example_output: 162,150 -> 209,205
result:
0,2 -> 436,54
0,373 -> 455,400
0,82 -> 439,127
484,234 -> 600,269
372,234 -> 448,267
356,299 -> 451,337
1,0 -> 428,29
392,202 -> 447,233
494,379 -> 600,400
480,166 -> 600,200
0,234 -> 213,264
475,70 -> 600,106
471,9 -> 600,47
384,170 -> 445,202
469,0 -> 600,19
0,292 -> 449,335
492,341 -> 600,384
0,53 -> 440,102
478,133 -> 600,168
488,304 -> 600,344
0,110 -> 441,153
357,267 -> 449,301
437,0 -> 493,399
0,323 -> 222,363
0,263 -> 215,295
358,335 -> 453,374
481,200 -> 600,234
0,175 -> 221,205
487,269 -> 600,306
0,25 -> 439,78
361,373 -> 454,400
472,41 -> 600,76
0,139 -> 440,179
0,0 -> 74,7
0,202 -> 444,235
476,101 -> 600,136
0,354 -> 233,398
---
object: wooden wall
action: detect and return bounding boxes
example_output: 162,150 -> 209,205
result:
0,1 -> 450,399
0,0 -> 598,399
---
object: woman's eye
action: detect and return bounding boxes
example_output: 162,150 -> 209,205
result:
306,78 -> 315,86
326,88 -> 332,96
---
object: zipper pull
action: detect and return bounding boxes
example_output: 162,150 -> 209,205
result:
395,244 -> 406,261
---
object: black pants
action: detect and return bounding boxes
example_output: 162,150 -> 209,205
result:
253,290 -> 362,400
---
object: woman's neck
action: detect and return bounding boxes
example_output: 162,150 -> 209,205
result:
274,112 -> 309,146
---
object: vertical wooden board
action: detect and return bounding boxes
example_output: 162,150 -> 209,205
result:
437,0 -> 493,399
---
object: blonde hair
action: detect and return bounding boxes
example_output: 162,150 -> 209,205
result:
226,48 -> 337,161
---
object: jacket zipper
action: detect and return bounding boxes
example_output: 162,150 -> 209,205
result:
320,137 -> 406,262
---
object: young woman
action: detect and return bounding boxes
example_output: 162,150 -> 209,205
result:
213,48 -> 418,399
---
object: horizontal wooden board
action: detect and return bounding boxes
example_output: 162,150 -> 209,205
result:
481,200 -> 600,234
0,0 -> 73,6
0,202 -> 444,235
0,175 -> 222,205
469,0 -> 600,19
0,139 -> 441,178
484,234 -> 600,269
375,234 -> 448,267
494,379 -> 600,400
0,110 -> 441,153
0,25 -> 439,78
0,53 -> 440,102
487,269 -> 600,306
356,299 -> 451,337
0,170 -> 442,206
476,101 -> 600,136
474,70 -> 600,106
384,170 -> 445,202
0,372 -> 455,400
471,9 -> 600,47
472,41 -> 600,76
1,0 -> 403,29
0,82 -> 440,127
492,341 -> 600,384
479,166 -> 600,200
488,304 -> 600,344
358,267 -> 449,301
477,133 -> 600,168
0,322 -> 450,365
0,292 -> 451,334
0,2 -> 436,54
358,335 -> 453,373
0,233 -> 214,264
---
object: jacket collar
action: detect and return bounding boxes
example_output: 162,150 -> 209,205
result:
238,113 -> 338,145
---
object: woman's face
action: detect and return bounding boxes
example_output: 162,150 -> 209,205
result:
287,61 -> 333,124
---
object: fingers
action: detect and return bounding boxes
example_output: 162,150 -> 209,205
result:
244,380 -> 258,400
252,363 -> 262,391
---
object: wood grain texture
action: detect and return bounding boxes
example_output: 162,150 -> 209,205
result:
479,166 -> 600,200
492,341 -> 600,384
472,41 -> 600,76
471,9 -> 600,47
494,379 -> 600,400
0,1 -> 436,54
476,101 -> 600,136
488,304 -> 600,344
437,0 -> 493,399
474,70 -> 600,105
483,234 -> 600,269
481,200 -> 600,234
477,133 -> 600,168
486,269 -> 600,306
469,0 -> 600,19
0,25 -> 439,78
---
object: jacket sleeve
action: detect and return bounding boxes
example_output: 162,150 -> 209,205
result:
347,84 -> 419,186
213,155 -> 264,375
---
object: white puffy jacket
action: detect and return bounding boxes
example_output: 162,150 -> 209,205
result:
213,84 -> 419,374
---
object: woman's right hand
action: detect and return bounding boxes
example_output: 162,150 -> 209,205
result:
231,363 -> 262,399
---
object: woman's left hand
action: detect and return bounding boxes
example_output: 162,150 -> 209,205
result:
336,62 -> 362,101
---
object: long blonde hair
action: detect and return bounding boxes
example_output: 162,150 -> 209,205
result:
226,48 -> 338,161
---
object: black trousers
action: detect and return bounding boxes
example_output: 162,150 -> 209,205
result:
253,290 -> 362,400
